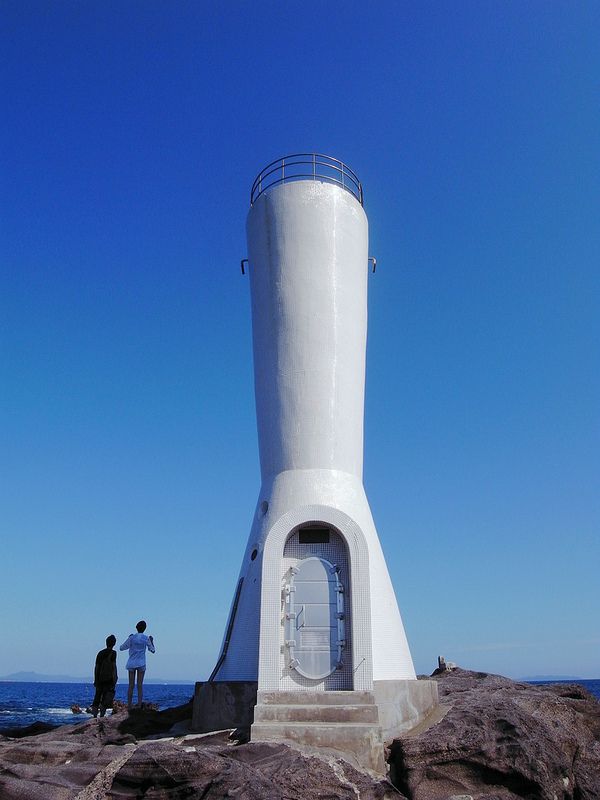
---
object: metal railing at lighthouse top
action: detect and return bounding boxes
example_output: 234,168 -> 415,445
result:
250,153 -> 363,207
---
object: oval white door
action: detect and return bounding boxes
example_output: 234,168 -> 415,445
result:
285,556 -> 345,680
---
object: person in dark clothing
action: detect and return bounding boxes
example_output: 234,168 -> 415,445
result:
91,634 -> 118,718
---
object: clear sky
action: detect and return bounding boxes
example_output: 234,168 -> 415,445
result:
2,2 -> 598,682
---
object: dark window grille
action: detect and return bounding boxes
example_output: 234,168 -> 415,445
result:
298,526 -> 331,544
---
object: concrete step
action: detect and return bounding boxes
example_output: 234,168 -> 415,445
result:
257,690 -> 376,706
251,720 -> 385,774
253,703 -> 379,724
253,721 -> 384,735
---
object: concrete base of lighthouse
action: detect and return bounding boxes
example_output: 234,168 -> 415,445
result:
252,689 -> 386,774
251,682 -> 438,774
192,681 -> 257,733
372,679 -> 439,739
192,679 -> 438,774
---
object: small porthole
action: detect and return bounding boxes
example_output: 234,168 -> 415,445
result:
260,500 -> 269,515
250,548 -> 258,561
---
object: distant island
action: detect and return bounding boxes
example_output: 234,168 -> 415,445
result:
522,674 -> 585,681
0,671 -> 195,685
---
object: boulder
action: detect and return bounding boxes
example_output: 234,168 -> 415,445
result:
388,668 -> 600,800
110,740 -> 397,800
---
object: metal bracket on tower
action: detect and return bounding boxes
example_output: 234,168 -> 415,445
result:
369,257 -> 377,273
240,258 -> 248,275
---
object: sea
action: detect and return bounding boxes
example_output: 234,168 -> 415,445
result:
0,682 -> 195,731
0,679 -> 598,732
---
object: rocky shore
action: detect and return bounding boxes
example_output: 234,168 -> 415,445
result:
0,668 -> 598,799
389,668 -> 600,799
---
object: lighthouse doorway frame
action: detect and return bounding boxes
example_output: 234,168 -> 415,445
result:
257,504 -> 373,692
282,525 -> 351,690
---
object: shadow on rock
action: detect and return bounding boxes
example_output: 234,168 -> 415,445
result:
115,699 -> 194,739
0,721 -> 58,739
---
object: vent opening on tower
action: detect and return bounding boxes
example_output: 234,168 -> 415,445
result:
298,526 -> 330,544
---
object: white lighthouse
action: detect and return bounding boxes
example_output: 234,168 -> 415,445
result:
203,155 -> 437,771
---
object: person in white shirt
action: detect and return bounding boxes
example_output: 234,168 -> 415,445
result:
119,620 -> 156,709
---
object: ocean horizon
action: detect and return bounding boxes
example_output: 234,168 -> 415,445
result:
2,669 -> 598,684
0,671 -> 196,685
0,678 -> 598,732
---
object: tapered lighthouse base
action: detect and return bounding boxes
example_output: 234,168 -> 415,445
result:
211,468 -> 416,689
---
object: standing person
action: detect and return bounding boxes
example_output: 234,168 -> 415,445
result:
119,620 -> 155,709
91,634 -> 118,718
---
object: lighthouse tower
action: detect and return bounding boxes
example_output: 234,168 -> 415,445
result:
204,155 -> 437,770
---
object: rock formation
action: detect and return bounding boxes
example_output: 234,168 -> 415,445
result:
389,668 -> 600,800
0,704 -> 395,799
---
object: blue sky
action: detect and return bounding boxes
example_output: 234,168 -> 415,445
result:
2,1 -> 598,681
